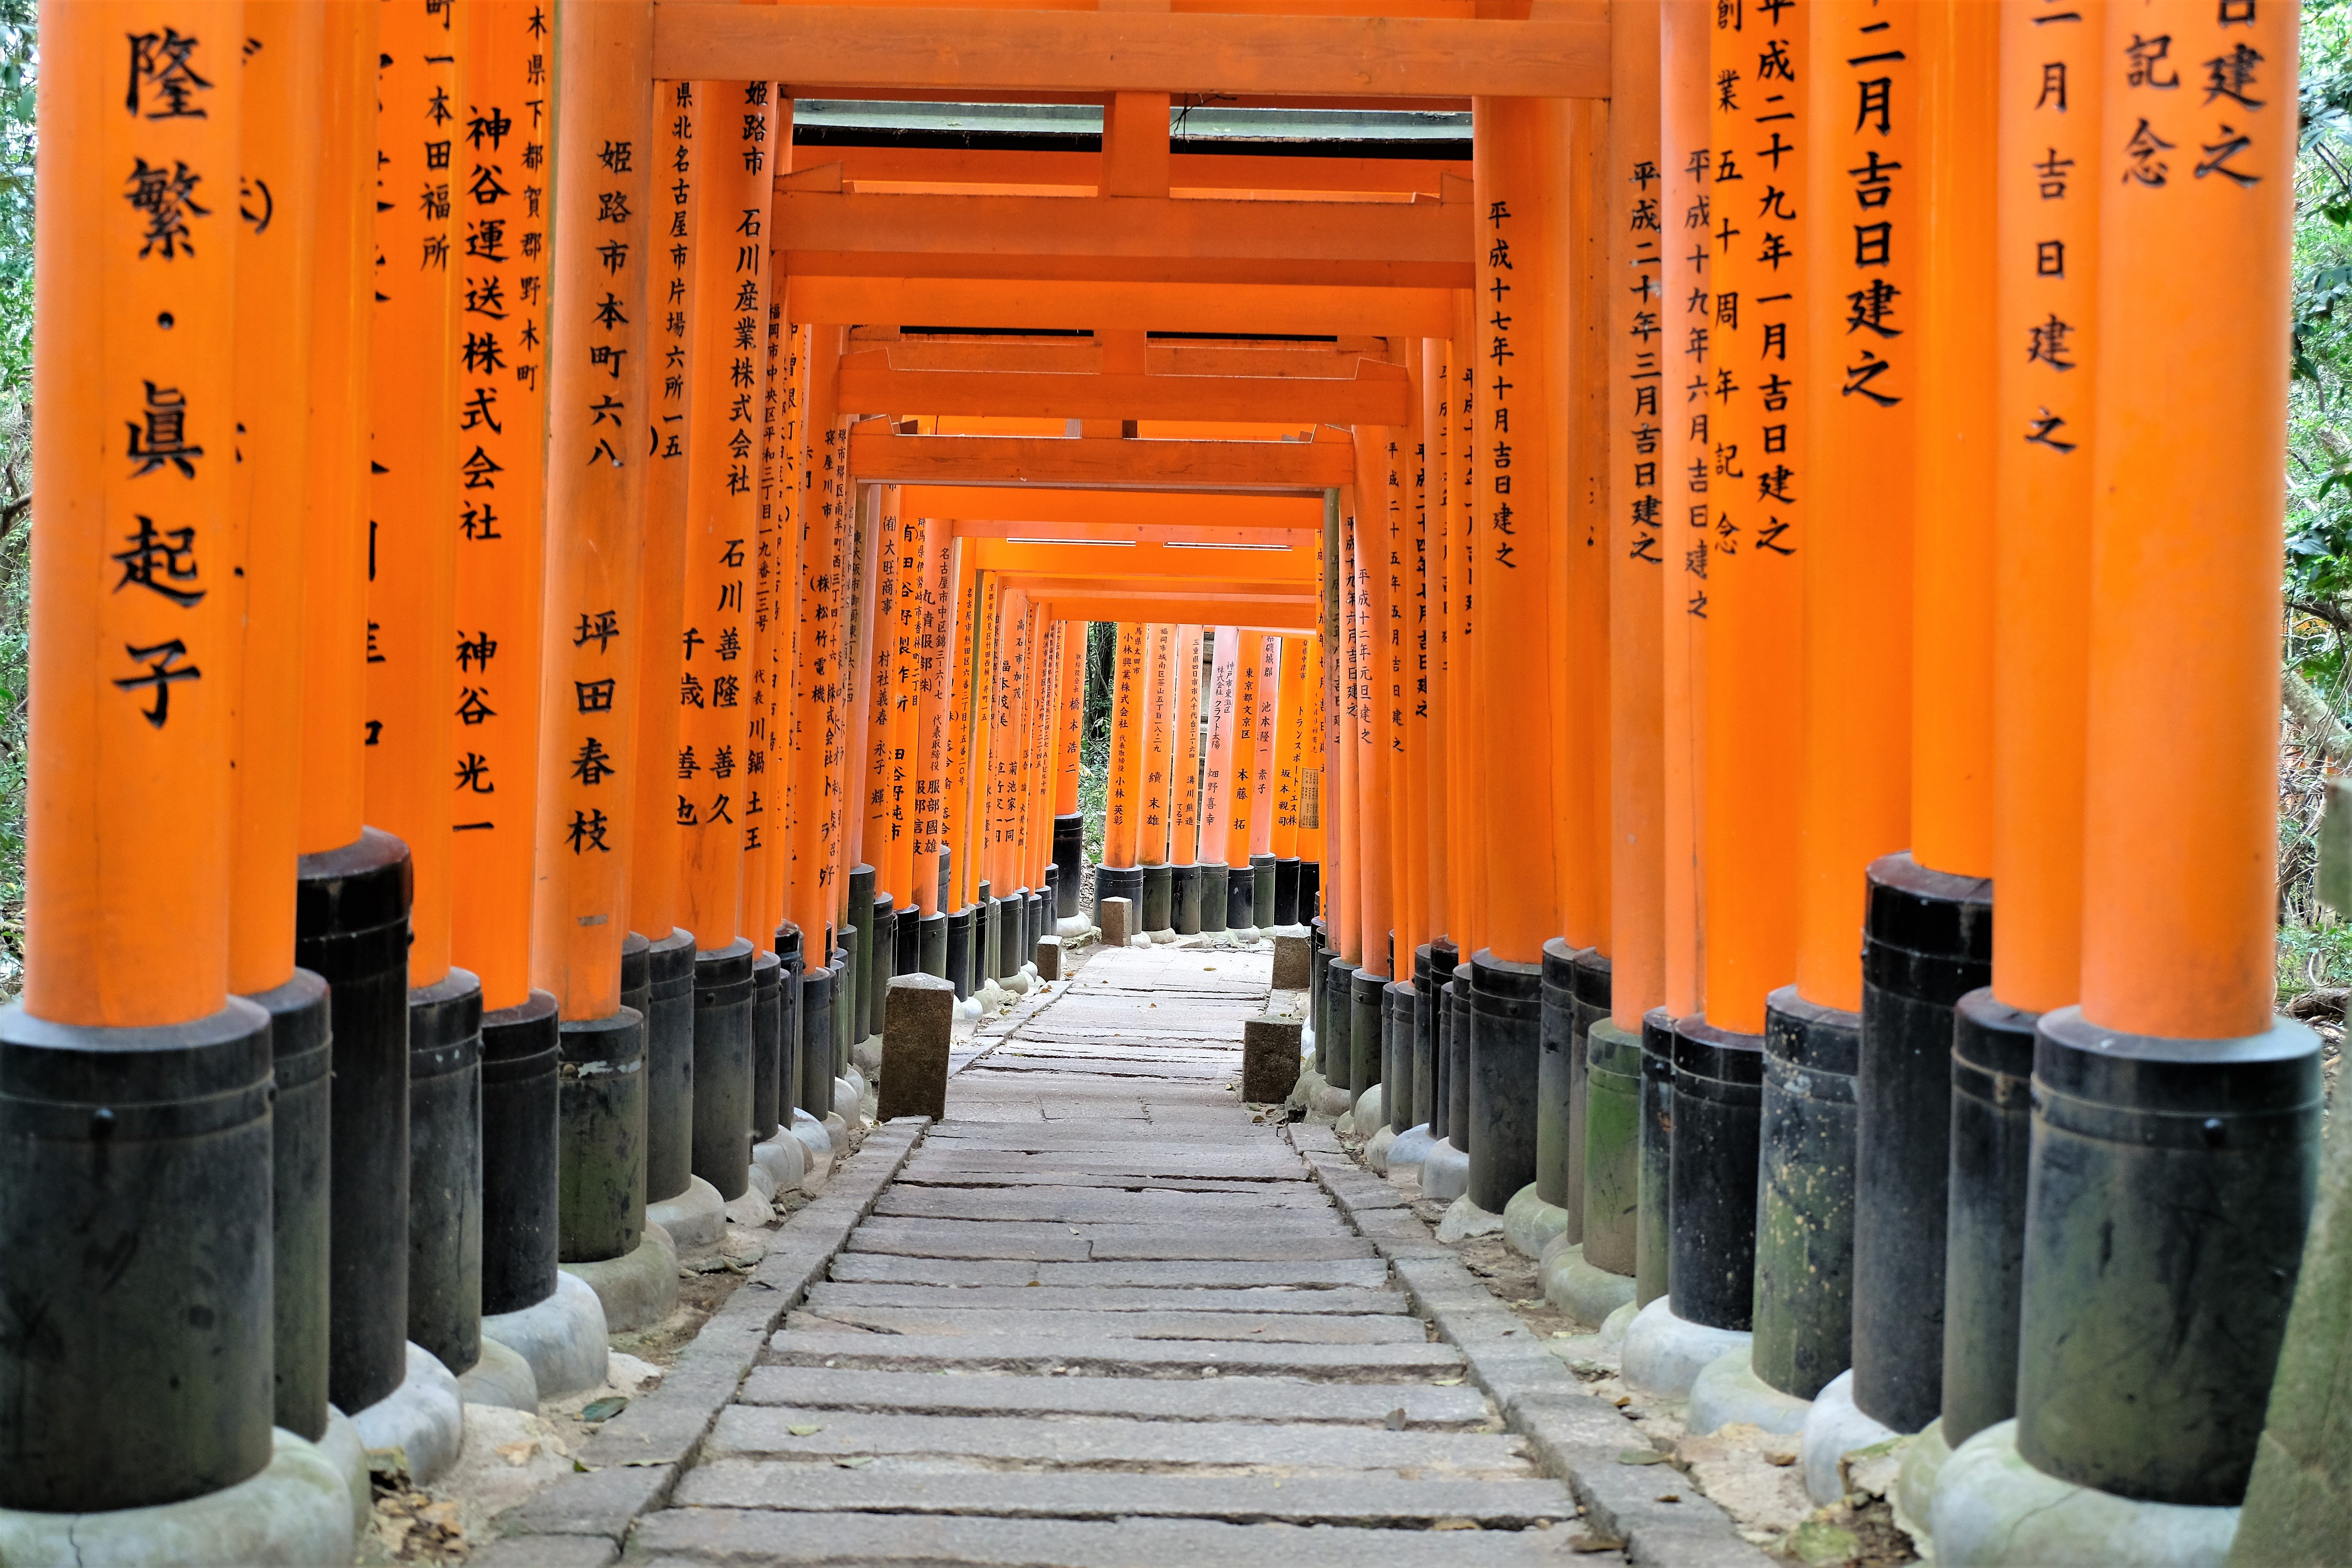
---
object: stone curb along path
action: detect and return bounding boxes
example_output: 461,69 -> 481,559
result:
1290,1123 -> 1775,1568
470,1116 -> 932,1568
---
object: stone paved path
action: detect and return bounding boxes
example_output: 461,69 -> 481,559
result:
627,942 -> 1603,1565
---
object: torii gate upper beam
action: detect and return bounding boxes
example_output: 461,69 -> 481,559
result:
851,427 -> 1354,492
651,3 -> 1612,99
838,350 -> 1414,425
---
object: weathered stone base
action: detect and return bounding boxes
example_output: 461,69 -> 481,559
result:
753,1129 -> 807,1195
561,1224 -> 679,1334
0,1427 -> 356,1568
1363,1124 -> 1396,1173
316,1406 -> 371,1536
1620,1298 -> 1751,1402
456,1334 -> 539,1412
1419,1137 -> 1469,1203
1800,1369 -> 1900,1506
1502,1182 -> 1570,1260
1931,1419 -> 2239,1568
1435,1193 -> 1504,1244
482,1271 -> 610,1401
649,1174 -> 728,1253
1894,1415 -> 1950,1545
1385,1123 -> 1438,1189
348,1341 -> 465,1483
1539,1240 -> 1636,1328
1688,1347 -> 1812,1437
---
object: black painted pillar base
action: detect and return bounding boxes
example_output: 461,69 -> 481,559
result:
1172,864 -> 1202,936
1228,861 -> 1258,931
835,929 -> 858,1075
945,908 -> 971,1000
1940,988 -> 2037,1448
1538,941 -> 1583,1219
1052,814 -> 1085,916
871,897 -> 898,1030
296,828 -> 413,1419
895,908 -> 919,980
691,940 -> 755,1203
936,848 -> 953,922
1140,864 -> 1174,932
1637,1007 -> 1676,1308
1668,1014 -> 1763,1335
250,969 -> 332,1440
481,988 -> 561,1324
644,927 -> 697,1206
848,867 -> 877,1042
1568,950 -> 1611,1247
409,968 -> 485,1379
1445,976 -> 1472,1153
797,965 -> 836,1121
1349,967 -> 1384,1105
556,1004 -> 647,1265
1410,946 -> 1437,1128
1308,922 -> 1331,1076
776,926 -> 804,1125
751,952 -> 782,1143
1467,951 -> 1542,1213
981,896 -> 1002,982
1274,857 -> 1301,926
1754,987 -> 1860,1402
1042,867 -> 1059,927
1582,1016 -> 1641,1279
1324,961 -> 1358,1096
0,996 -> 276,1510
2015,1007 -> 2321,1506
918,910 -> 948,979
1200,864 -> 1230,934
1297,861 -> 1320,924
1250,853 -> 1277,927
1028,891 -> 1048,961
1855,852 -> 1993,1435
1094,864 -> 1143,930
1385,981 -> 1415,1133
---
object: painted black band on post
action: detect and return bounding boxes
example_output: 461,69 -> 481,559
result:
1568,949 -> 1611,1247
1637,1007 -> 1676,1308
751,951 -> 782,1143
556,1006 -> 645,1265
1274,857 -> 1301,926
1411,945 -> 1438,1134
798,965 -> 836,1120
1200,863 -> 1230,934
1468,950 -> 1543,1213
1323,961 -> 1357,1095
1172,864 -> 1202,936
1385,980 -> 1415,1133
944,907 -> 971,1000
1855,852 -> 1993,1435
1227,860 -> 1256,931
250,967 -> 331,1441
0,998 -> 276,1510
296,827 -> 413,1417
1251,853 -> 1277,929
481,987 -> 561,1321
1940,987 -> 2036,1448
690,939 -> 756,1203
1141,864 -> 1173,933
918,910 -> 947,981
775,924 -> 804,1124
1538,940 -> 1582,1221
1583,1017 -> 1641,1279
643,927 -> 697,1205
1668,1014 -> 1764,1334
848,867 -> 878,1041
1297,861 -> 1320,926
1755,986 -> 1860,1401
869,895 -> 897,1028
1094,864 -> 1142,930
895,906 -> 919,979
1348,966 -> 1384,1101
1052,814 -> 1085,916
2016,1006 -> 2321,1505
408,967 -> 485,1379
1446,977 -> 1471,1153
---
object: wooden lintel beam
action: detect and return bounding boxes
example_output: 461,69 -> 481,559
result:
775,185 -> 1470,290
1036,596 -> 1318,633
837,350 -> 1413,424
970,540 -> 1315,583
806,146 -> 1466,197
788,275 -> 1452,336
949,520 -> 1313,548
653,3 -> 1610,99
850,427 -> 1352,492
913,487 -> 1322,528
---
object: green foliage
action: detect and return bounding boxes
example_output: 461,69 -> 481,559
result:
0,0 -> 27,1000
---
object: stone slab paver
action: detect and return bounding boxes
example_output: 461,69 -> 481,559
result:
735,1365 -> 1490,1425
596,943 -> 1613,1566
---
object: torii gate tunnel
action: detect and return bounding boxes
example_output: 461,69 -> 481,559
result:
2,0 -> 2336,1561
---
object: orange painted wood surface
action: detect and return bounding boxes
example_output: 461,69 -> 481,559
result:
848,428 -> 1355,490
836,353 -> 1413,425
791,275 -> 1455,336
652,3 -> 1610,98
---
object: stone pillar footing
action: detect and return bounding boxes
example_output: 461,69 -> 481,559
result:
1930,1419 -> 2240,1568
346,1342 -> 464,1485
1419,1137 -> 1469,1203
561,1223 -> 679,1335
0,1428 -> 357,1567
1689,1346 -> 1813,1437
479,1270 -> 609,1401
1800,1369 -> 1904,1508
1620,1298 -> 1753,1402
647,1175 -> 727,1254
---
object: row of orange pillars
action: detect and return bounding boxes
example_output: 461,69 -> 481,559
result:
0,1 -> 2337,1565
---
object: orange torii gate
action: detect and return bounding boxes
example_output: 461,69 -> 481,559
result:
5,3 -> 2325,1561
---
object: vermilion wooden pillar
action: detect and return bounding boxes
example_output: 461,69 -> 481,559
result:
1563,101 -> 1613,957
1172,624 -> 1204,867
1200,624 -> 1240,931
1141,624 -> 1176,868
1249,628 -> 1280,862
913,518 -> 955,918
1101,621 -> 1143,872
1601,0 -> 1665,1301
1421,341 -> 1451,949
787,329 -> 843,948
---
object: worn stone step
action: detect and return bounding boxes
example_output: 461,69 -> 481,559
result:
764,1330 -> 1465,1380
873,1188 -> 1335,1223
671,1464 -> 1577,1528
803,1282 -> 1409,1316
785,1304 -> 1426,1344
706,1408 -> 1534,1475
737,1366 -> 1488,1426
826,1254 -> 1395,1290
895,1171 -> 1303,1193
846,1220 -> 1373,1262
